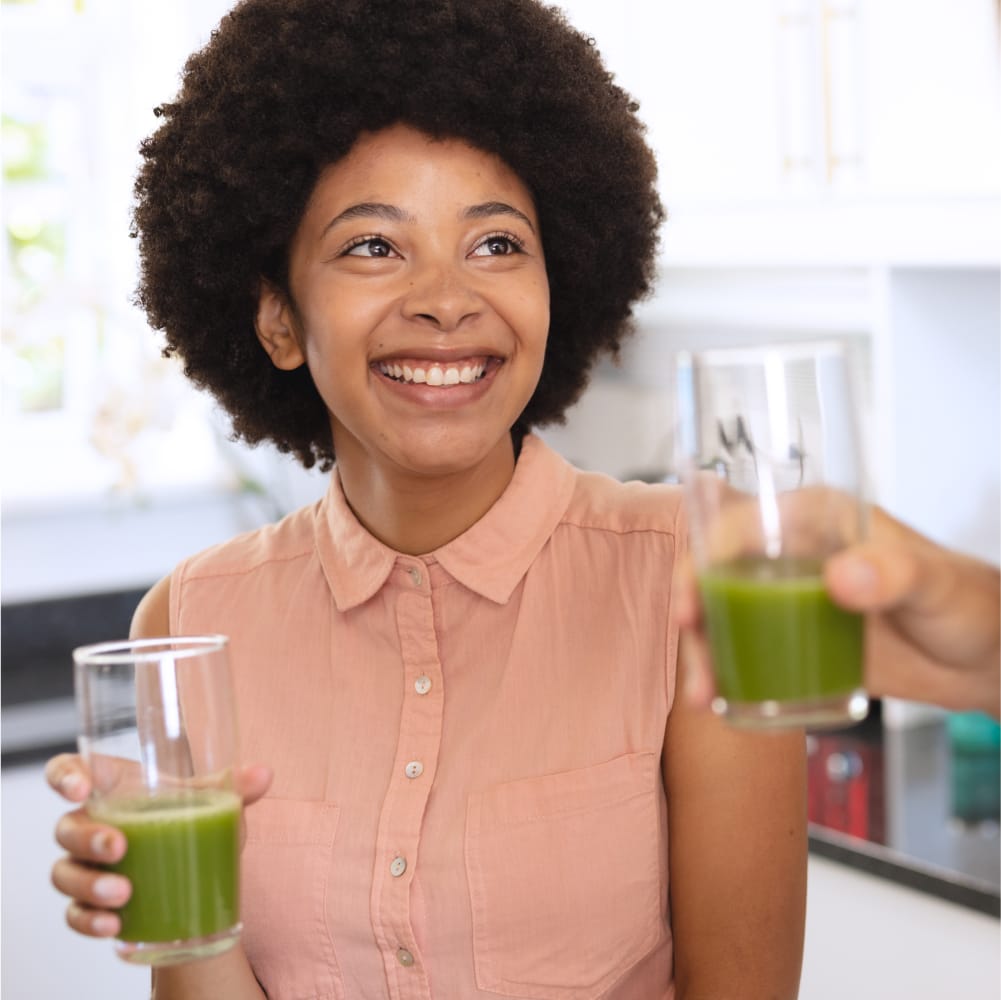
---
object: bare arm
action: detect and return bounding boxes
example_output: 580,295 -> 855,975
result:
665,656 -> 808,1000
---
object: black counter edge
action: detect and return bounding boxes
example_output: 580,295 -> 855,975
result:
809,825 -> 1001,917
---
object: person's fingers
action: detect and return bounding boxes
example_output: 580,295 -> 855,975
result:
45,754 -> 91,803
51,856 -> 131,909
234,764 -> 273,807
65,901 -> 122,939
54,808 -> 127,864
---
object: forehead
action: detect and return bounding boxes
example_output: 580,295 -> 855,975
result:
304,124 -> 537,222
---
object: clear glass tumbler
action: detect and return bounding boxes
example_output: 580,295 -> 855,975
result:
73,635 -> 242,965
675,340 -> 870,729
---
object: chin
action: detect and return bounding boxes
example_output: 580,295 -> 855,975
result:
392,429 -> 513,480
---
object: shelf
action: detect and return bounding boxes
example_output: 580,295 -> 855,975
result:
659,196 -> 1001,270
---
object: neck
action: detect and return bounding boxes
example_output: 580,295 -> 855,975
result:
333,435 -> 519,555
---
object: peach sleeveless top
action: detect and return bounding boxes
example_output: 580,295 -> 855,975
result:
170,434 -> 683,1000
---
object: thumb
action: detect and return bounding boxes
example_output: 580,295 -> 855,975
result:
824,543 -> 925,614
234,763 -> 273,807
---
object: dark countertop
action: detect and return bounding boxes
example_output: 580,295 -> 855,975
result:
806,705 -> 999,916
3,589 -> 999,916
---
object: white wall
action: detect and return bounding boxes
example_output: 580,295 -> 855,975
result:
4,762 -> 998,999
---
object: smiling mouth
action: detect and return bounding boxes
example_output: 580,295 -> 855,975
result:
375,359 -> 492,386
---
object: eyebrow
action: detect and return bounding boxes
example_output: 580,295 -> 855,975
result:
462,202 -> 536,234
322,202 -> 416,237
322,200 -> 536,237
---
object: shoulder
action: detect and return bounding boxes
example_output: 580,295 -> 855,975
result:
562,467 -> 686,541
175,501 -> 321,587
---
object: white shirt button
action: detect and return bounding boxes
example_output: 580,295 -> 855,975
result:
408,567 -> 422,586
390,855 -> 407,878
405,760 -> 424,779
397,947 -> 415,967
414,675 -> 432,695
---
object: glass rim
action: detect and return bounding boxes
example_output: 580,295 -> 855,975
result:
72,634 -> 229,666
676,338 -> 850,367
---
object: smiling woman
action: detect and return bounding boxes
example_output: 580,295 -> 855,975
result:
44,2 -> 809,998
253,126 -> 551,551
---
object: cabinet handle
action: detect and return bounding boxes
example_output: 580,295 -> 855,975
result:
821,3 -> 863,184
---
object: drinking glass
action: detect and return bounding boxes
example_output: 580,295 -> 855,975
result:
73,635 -> 241,965
674,340 -> 870,729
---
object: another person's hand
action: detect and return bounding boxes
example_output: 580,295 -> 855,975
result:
675,505 -> 1000,719
47,753 -> 273,939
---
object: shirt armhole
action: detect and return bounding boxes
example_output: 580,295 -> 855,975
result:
664,496 -> 689,716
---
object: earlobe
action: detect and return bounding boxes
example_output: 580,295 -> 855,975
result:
255,279 -> 306,371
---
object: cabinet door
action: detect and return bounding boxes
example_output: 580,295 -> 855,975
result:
860,0 -> 1001,198
554,0 -> 788,202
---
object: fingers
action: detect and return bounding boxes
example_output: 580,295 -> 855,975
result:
52,856 -> 131,911
45,754 -> 91,803
52,809 -> 131,940
54,807 -> 127,864
66,902 -> 121,939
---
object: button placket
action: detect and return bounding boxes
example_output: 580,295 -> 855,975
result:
371,584 -> 442,998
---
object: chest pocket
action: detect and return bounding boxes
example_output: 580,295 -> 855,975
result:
464,752 -> 667,1000
242,798 -> 344,1000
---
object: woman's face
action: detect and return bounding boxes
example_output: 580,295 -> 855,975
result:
257,123 -> 549,484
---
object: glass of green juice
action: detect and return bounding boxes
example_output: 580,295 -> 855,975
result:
674,340 -> 870,729
73,635 -> 241,966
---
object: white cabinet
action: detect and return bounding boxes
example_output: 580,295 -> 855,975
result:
859,0 -> 1001,199
554,0 -> 1001,265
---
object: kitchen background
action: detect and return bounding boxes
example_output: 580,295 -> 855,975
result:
2,0 -> 999,997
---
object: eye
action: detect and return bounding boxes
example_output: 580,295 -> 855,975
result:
471,233 -> 525,257
342,236 -> 397,258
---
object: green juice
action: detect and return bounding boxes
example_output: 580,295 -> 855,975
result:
93,789 -> 241,944
699,557 -> 863,705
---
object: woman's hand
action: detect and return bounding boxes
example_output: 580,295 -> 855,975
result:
47,753 -> 274,939
675,504 -> 1001,717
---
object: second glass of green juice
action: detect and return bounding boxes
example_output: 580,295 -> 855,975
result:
675,340 -> 869,730
74,635 -> 242,965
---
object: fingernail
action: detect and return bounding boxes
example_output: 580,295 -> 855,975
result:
91,831 -> 114,857
93,875 -> 128,903
92,913 -> 119,936
60,773 -> 86,798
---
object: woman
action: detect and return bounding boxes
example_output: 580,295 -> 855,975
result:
47,1 -> 808,997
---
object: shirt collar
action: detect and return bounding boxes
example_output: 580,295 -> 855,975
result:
314,434 -> 577,610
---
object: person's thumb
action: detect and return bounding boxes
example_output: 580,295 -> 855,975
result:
234,763 -> 273,807
824,543 -> 924,614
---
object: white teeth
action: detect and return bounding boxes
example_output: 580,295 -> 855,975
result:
379,361 -> 488,385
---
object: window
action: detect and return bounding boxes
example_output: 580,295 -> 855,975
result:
2,0 -> 251,509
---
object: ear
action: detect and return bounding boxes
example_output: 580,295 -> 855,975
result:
255,279 -> 306,371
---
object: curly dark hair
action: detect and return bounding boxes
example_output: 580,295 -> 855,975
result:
133,0 -> 664,470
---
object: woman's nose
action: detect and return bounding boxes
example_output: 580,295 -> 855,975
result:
401,262 -> 482,331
